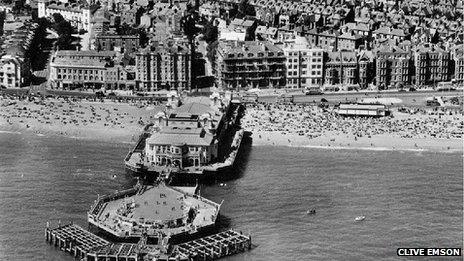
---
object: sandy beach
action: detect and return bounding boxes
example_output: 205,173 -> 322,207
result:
242,103 -> 463,153
0,95 -> 163,143
1,93 -> 462,152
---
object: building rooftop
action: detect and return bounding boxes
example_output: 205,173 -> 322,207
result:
147,127 -> 214,146
219,41 -> 284,57
54,50 -> 117,58
52,58 -> 107,67
174,102 -> 215,116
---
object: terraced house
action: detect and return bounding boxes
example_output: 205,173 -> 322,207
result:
413,44 -> 450,86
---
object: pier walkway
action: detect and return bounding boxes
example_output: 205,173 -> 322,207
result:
176,230 -> 252,260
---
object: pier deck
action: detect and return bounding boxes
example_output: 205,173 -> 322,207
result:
176,230 -> 252,260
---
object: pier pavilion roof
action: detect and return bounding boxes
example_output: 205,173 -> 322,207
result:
147,127 -> 214,146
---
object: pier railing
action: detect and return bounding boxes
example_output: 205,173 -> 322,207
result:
88,187 -> 139,220
202,128 -> 244,172
168,186 -> 222,210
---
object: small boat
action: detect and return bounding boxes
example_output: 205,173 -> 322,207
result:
219,183 -> 227,187
355,216 -> 365,221
306,209 -> 316,215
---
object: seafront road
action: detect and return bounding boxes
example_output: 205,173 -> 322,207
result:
257,90 -> 462,107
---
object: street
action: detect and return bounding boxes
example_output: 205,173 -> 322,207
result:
257,90 -> 462,107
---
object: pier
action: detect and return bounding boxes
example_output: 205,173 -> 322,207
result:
46,223 -> 252,261
45,223 -> 187,260
176,230 -> 252,260
45,222 -> 109,259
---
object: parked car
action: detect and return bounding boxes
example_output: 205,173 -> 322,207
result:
305,89 -> 323,95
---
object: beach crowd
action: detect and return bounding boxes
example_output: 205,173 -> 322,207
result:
0,93 -> 163,142
1,91 -> 463,150
242,102 -> 463,146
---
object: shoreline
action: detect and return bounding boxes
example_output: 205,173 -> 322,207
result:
247,130 -> 462,153
1,125 -> 460,154
0,122 -> 141,144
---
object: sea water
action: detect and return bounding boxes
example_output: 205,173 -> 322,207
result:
0,133 -> 462,260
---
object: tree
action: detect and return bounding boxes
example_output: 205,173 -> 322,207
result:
202,21 -> 218,44
238,0 -> 255,18
52,13 -> 65,24
206,40 -> 218,65
181,12 -> 200,90
52,13 -> 73,50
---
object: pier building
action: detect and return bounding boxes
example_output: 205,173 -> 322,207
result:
125,91 -> 245,179
144,94 -> 227,169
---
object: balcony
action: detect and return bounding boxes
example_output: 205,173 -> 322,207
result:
155,150 -> 183,157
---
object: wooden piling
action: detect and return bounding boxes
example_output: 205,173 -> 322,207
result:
176,229 -> 252,260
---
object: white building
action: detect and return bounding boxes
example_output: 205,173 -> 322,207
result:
280,36 -> 324,89
0,55 -> 26,88
38,0 -> 92,32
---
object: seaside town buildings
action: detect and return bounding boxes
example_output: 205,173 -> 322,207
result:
215,41 -> 286,89
375,45 -> 412,89
279,36 -> 324,89
135,42 -> 191,91
0,16 -> 36,88
200,0 -> 463,90
49,50 -> 136,90
94,33 -> 140,53
453,46 -> 464,84
38,0 -> 93,32
413,45 -> 451,86
324,51 -> 358,91
0,0 -> 461,91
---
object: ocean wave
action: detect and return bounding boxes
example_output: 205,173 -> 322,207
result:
0,130 -> 22,135
297,144 -> 428,152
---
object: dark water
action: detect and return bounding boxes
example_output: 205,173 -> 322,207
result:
0,132 -> 462,260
